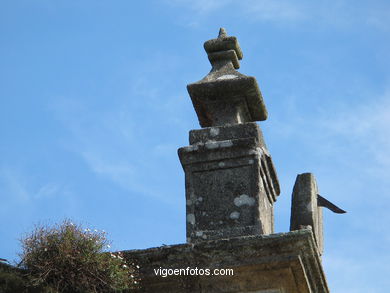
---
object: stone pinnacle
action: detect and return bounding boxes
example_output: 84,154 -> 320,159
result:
218,28 -> 227,38
188,29 -> 268,127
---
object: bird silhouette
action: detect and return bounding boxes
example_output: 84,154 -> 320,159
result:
317,194 -> 346,214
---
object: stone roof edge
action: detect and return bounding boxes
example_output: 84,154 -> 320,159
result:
122,229 -> 329,292
123,229 -> 315,254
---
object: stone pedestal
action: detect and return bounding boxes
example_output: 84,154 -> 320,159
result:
178,123 -> 279,243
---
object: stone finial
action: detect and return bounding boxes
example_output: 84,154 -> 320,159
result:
187,29 -> 267,128
218,27 -> 227,38
203,28 -> 243,69
290,173 -> 324,254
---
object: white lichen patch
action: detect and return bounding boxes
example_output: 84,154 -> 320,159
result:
205,140 -> 233,150
195,231 -> 203,237
263,197 -> 268,209
186,199 -> 193,206
230,211 -> 240,219
218,162 -> 225,167
186,214 -> 195,225
202,234 -> 208,239
248,147 -> 264,157
248,159 -> 254,164
197,197 -> 203,202
205,142 -> 219,149
183,145 -> 199,152
220,140 -> 233,148
217,74 -> 238,80
234,194 -> 256,207
259,181 -> 265,193
210,127 -> 220,136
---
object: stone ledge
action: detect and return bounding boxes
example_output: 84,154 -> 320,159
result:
187,76 -> 267,127
189,122 -> 266,146
122,229 -> 329,293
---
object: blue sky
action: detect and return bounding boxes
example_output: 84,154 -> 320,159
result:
1,1 -> 389,292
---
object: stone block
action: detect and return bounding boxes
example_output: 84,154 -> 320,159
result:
187,74 -> 267,127
178,123 -> 279,243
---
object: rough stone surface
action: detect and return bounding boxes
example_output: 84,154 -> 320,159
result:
189,122 -> 266,146
290,173 -> 324,255
122,230 -> 329,293
178,123 -> 280,243
187,29 -> 267,127
172,29 -> 331,292
204,28 -> 243,66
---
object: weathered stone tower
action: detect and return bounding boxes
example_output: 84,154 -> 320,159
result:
178,28 -> 280,243
124,29 -> 335,293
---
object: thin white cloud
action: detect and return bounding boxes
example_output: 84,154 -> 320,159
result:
0,168 -> 30,203
324,242 -> 390,292
165,0 -> 232,15
35,183 -> 62,199
324,254 -> 370,292
152,143 -> 178,157
164,0 -> 312,23
274,88 -> 390,174
0,167 -> 67,204
163,0 -> 390,29
267,87 -> 390,218
164,0 -> 305,24
242,0 -> 306,22
80,150 -> 135,190
80,149 -> 176,204
319,90 -> 390,179
48,54 -> 189,205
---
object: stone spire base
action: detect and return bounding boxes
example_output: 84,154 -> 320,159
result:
179,122 -> 279,243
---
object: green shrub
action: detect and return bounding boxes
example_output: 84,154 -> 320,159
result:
19,220 -> 138,293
